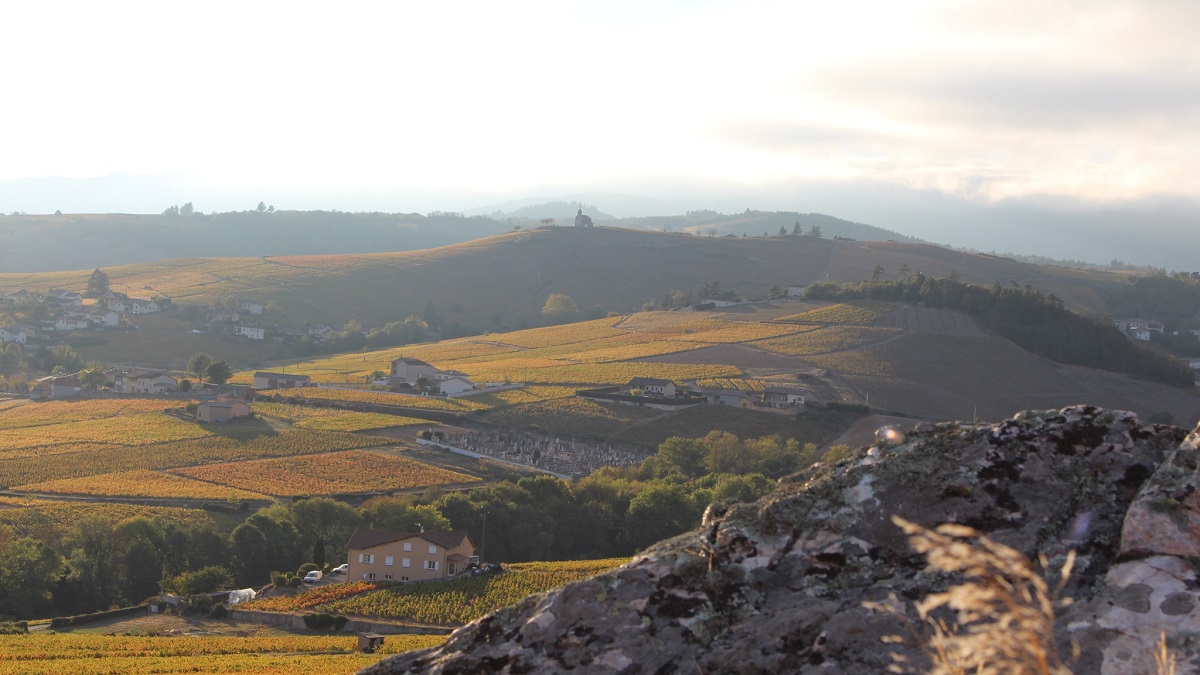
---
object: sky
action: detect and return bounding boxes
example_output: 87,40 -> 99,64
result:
2,0 -> 1198,267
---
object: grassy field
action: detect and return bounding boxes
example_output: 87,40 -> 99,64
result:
243,558 -> 627,627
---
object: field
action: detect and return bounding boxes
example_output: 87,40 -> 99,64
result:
751,326 -> 903,356
0,399 -> 480,501
173,450 -> 481,497
481,398 -> 661,438
0,633 -> 444,675
243,558 -> 627,627
250,402 -> 428,432
774,300 -> 897,325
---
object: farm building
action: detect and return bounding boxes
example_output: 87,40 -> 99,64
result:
196,399 -> 251,423
253,371 -> 311,389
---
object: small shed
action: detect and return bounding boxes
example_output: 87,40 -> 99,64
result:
358,632 -> 386,653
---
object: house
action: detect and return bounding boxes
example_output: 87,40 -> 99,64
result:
46,289 -> 83,307
1126,318 -> 1164,334
1132,329 -> 1152,341
389,357 -> 440,385
129,299 -> 160,314
437,376 -> 475,395
253,372 -> 311,389
346,528 -> 476,583
3,289 -> 36,305
29,375 -> 82,400
87,310 -> 120,327
762,386 -> 807,408
55,317 -> 91,332
627,377 -> 676,397
786,287 -> 806,297
0,326 -> 27,344
239,300 -> 264,315
1185,358 -> 1200,371
236,325 -> 265,340
196,399 -> 252,423
110,370 -> 178,395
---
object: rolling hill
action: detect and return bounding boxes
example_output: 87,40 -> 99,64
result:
0,226 -> 1133,332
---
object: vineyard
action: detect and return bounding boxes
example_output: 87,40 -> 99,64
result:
14,469 -> 272,501
751,326 -> 902,356
249,402 -> 428,432
244,559 -> 627,626
173,450 -> 480,497
0,633 -> 444,675
774,300 -> 897,325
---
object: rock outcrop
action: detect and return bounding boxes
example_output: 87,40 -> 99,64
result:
362,406 -> 1200,674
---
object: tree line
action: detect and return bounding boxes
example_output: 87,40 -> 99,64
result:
804,274 -> 1194,387
0,430 -> 825,620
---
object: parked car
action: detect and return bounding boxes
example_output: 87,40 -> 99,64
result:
303,570 -> 323,583
331,564 -> 348,575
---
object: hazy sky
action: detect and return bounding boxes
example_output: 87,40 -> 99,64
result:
2,0 -> 1198,264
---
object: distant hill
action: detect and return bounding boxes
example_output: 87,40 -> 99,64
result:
0,210 -> 514,273
0,226 -> 1134,331
609,209 -> 918,243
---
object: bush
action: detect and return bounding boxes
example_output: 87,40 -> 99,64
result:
209,603 -> 228,619
301,613 -> 350,631
0,621 -> 28,635
270,571 -> 288,586
297,563 -> 319,576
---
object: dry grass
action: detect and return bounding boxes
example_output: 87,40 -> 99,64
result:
867,516 -> 1075,675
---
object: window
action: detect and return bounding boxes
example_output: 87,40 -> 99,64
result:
366,572 -> 376,581
384,574 -> 393,581
384,556 -> 394,566
403,543 -> 412,552
428,545 -> 438,554
400,576 -> 409,582
424,560 -> 439,571
358,553 -> 374,564
402,558 -> 411,568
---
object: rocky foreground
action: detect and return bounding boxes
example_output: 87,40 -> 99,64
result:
362,406 -> 1200,674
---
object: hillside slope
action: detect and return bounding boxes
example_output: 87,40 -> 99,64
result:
0,226 -> 1128,329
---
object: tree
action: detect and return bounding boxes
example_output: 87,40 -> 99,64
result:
229,524 -> 270,587
312,536 -> 326,568
541,293 -> 579,325
180,202 -> 195,216
256,201 -> 267,212
267,205 -> 275,213
778,226 -> 787,236
871,265 -> 885,283
205,360 -> 232,385
186,353 -> 213,383
792,222 -> 802,235
81,364 -> 108,391
164,565 -> 233,598
0,536 -> 63,619
179,379 -> 192,393
808,223 -> 822,238
768,285 -> 784,300
539,217 -> 556,227
85,269 -> 110,298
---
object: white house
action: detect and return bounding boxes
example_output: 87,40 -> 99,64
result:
130,299 -> 160,314
438,376 -> 475,395
0,326 -> 27,344
628,377 -> 677,397
240,301 -> 264,315
110,370 -> 178,394
55,317 -> 91,332
236,325 -> 265,340
87,310 -> 120,327
29,375 -> 82,400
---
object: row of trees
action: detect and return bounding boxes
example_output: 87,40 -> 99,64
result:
0,430 -> 821,619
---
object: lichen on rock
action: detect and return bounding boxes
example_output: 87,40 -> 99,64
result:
360,406 -> 1197,674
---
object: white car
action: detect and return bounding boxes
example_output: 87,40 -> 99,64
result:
331,564 -> 348,575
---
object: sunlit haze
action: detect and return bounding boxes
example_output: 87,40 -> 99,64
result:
2,0 -> 1198,266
